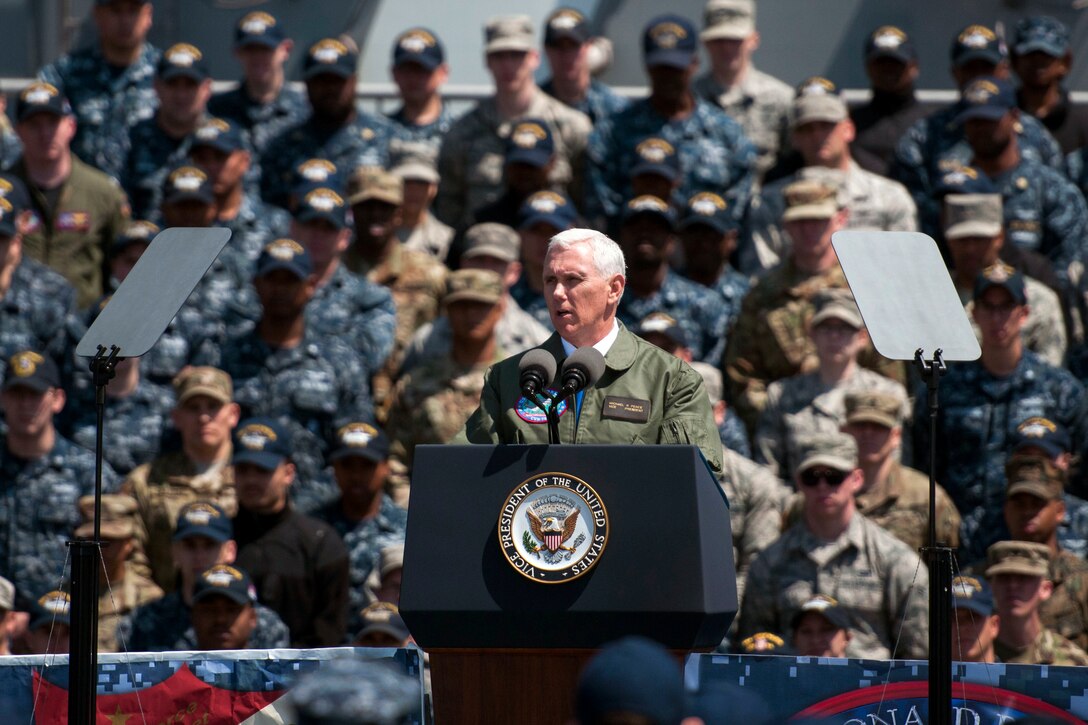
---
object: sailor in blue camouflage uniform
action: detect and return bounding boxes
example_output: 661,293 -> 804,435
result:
677,191 -> 749,333
260,38 -> 394,209
313,423 -> 407,633
891,24 -> 1064,238
121,43 -> 213,218
539,8 -> 629,125
36,0 -> 160,180
207,11 -> 310,158
587,14 -> 757,226
956,76 -> 1088,284
0,351 -> 119,608
214,239 -> 374,512
385,28 -> 457,149
615,196 -> 731,364
914,265 -> 1088,562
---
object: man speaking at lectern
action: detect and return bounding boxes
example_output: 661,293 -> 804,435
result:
455,228 -> 723,473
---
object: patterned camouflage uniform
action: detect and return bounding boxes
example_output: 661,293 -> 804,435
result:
37,43 -> 161,180
0,259 -> 77,381
510,275 -> 552,328
435,89 -> 592,229
540,78 -> 629,126
67,376 -> 175,476
386,104 -> 458,151
208,83 -> 310,157
959,276 -> 1067,367
118,590 -> 289,651
1042,549 -> 1088,651
738,512 -> 929,659
218,192 -> 292,269
397,213 -> 455,262
994,627 -> 1088,666
121,118 -> 196,219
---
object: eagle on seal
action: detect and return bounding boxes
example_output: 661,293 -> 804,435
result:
527,508 -> 580,553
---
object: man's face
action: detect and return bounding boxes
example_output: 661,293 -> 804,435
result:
254,269 -> 314,319
953,60 -> 1005,90
647,63 -> 694,103
0,385 -> 63,438
798,466 -> 862,518
964,114 -> 1016,159
619,214 -> 673,271
991,573 -> 1051,618
192,596 -> 257,650
155,77 -> 211,126
93,0 -> 152,53
290,218 -> 349,270
352,199 -> 401,248
785,212 -> 843,264
235,42 -> 292,86
703,35 -> 757,77
171,535 -> 235,582
401,179 -> 437,216
843,421 -> 901,467
972,286 -> 1028,348
1012,51 -> 1068,90
392,62 -> 448,105
947,234 -> 1002,280
332,456 -> 388,507
952,608 -> 1000,662
544,241 -> 624,347
811,319 -> 865,368
680,225 -> 737,274
447,299 -> 503,344
190,146 -> 250,196
16,113 -> 75,165
26,623 -> 70,655
792,120 -> 854,167
520,222 -> 560,270
792,613 -> 850,657
306,73 -> 356,121
544,38 -> 589,83
630,173 -> 675,202
505,161 -> 552,197
109,241 -> 148,284
378,568 -> 403,605
161,199 -> 216,227
865,57 -> 917,94
171,395 -> 240,452
462,254 -> 518,289
234,460 -> 294,514
1004,492 -> 1065,543
486,50 -> 538,95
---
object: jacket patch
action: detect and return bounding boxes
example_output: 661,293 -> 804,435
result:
515,390 -> 568,424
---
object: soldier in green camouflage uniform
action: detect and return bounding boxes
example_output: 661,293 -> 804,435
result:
738,433 -> 929,659
987,540 -> 1088,665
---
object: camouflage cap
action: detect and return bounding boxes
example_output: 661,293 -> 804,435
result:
1013,416 -> 1071,458
0,576 -> 12,611
1013,16 -> 1068,58
443,268 -> 503,306
792,77 -> 848,128
943,194 -> 1003,240
173,366 -> 233,405
796,432 -> 858,474
985,540 -> 1050,579
1005,454 -> 1064,501
844,390 -> 903,429
347,166 -> 404,206
810,287 -> 863,330
790,594 -> 851,631
75,493 -> 137,540
462,222 -> 520,263
781,179 -> 841,222
973,262 -> 1026,305
701,0 -> 755,41
485,15 -> 535,54
389,140 -> 440,184
691,361 -> 723,406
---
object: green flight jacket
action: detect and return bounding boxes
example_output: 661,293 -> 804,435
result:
455,324 -> 723,473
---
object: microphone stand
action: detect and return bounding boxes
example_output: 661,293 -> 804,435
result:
531,390 -> 560,445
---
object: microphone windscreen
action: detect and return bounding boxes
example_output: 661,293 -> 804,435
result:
562,347 -> 607,388
519,348 -> 558,388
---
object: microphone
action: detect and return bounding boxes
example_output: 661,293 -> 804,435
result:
518,348 -> 557,398
557,347 -> 606,400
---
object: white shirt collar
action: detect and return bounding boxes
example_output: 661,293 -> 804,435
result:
561,319 -> 619,358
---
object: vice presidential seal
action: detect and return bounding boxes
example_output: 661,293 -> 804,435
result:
498,473 -> 609,583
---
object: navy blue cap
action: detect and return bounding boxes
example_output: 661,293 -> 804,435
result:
174,501 -> 232,542
865,25 -> 916,63
162,164 -> 214,206
622,195 -> 677,228
157,43 -> 210,82
29,590 -> 70,631
679,191 -> 737,234
956,76 -> 1015,123
356,602 -> 410,642
643,14 -> 698,69
505,119 -> 555,168
544,8 -> 591,45
191,118 -> 246,154
295,186 -> 348,229
0,197 -> 19,238
1014,417 -> 1071,458
974,262 -> 1026,305
233,417 -> 292,469
111,220 -> 159,254
303,37 -> 358,80
291,158 -> 344,202
1014,16 -> 1068,58
255,238 -> 313,279
15,82 -> 72,123
3,350 -> 61,392
576,636 -> 685,725
518,190 -> 578,230
0,173 -> 32,213
951,24 -> 1006,67
392,28 -> 445,70
790,594 -> 851,631
192,564 -> 257,606
234,11 -> 286,48
952,575 -> 995,616
934,165 -> 997,197
630,136 -> 681,182
330,421 -> 390,463
635,312 -> 688,349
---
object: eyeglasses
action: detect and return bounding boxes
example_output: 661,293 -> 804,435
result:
799,468 -> 847,488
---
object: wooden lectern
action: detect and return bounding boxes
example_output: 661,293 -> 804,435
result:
400,444 -> 737,724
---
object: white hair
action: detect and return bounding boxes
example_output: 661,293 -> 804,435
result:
547,228 -> 627,280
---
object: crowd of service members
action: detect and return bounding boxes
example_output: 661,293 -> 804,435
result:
0,0 -> 1086,681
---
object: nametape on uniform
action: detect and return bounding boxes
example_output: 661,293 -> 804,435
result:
601,396 -> 651,423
